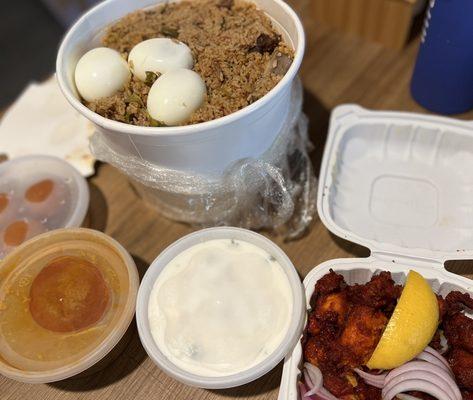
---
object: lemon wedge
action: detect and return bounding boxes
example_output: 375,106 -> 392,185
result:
366,270 -> 439,370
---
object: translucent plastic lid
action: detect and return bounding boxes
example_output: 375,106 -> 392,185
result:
0,155 -> 89,258
318,105 -> 473,263
0,228 -> 139,383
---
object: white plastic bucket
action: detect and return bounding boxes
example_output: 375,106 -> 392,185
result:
56,0 -> 305,175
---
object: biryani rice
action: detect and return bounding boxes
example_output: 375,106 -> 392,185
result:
84,0 -> 294,126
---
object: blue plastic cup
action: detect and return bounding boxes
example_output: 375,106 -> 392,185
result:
411,0 -> 473,115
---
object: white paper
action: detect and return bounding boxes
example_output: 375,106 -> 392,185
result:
0,75 -> 95,177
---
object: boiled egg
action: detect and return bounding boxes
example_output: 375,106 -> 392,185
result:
75,47 -> 130,102
128,38 -> 193,81
147,69 -> 206,126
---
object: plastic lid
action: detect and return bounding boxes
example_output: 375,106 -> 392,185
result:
318,105 -> 473,262
0,228 -> 139,383
0,155 -> 89,258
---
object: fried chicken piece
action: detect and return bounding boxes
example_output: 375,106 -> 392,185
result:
324,372 -> 382,400
303,336 -> 342,369
314,292 -> 349,327
428,329 -> 442,352
462,391 -> 473,400
310,269 -> 346,308
441,291 -> 473,393
307,310 -> 321,336
448,348 -> 473,391
304,337 -> 326,367
437,295 -> 447,322
445,291 -> 473,315
307,273 -> 349,337
354,380 -> 382,400
444,312 -> 473,353
339,305 -> 388,366
323,372 -> 355,398
307,300 -> 345,338
348,272 -> 401,311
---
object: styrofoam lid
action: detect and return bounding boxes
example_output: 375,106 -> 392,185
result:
0,155 -> 89,258
318,105 -> 473,262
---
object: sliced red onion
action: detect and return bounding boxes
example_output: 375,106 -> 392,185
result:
415,351 -> 453,374
384,368 -> 460,400
304,371 -> 314,388
302,345 -> 460,400
301,363 -> 339,399
355,346 -> 461,398
303,363 -> 323,396
299,381 -> 312,399
382,378 -> 455,400
423,346 -> 452,372
385,361 -> 452,384
298,380 -> 324,400
354,368 -> 386,388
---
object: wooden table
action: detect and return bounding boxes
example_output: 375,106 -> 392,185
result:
2,1 -> 473,399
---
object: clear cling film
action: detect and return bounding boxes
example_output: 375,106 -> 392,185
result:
90,80 -> 317,240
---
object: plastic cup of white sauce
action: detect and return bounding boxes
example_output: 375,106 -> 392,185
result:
136,227 -> 305,389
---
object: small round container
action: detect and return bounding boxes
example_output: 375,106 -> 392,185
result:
56,0 -> 305,176
136,227 -> 305,389
0,155 -> 89,258
0,228 -> 139,383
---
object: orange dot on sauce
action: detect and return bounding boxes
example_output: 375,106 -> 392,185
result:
0,193 -> 8,214
29,256 -> 110,333
25,179 -> 55,203
4,220 -> 28,246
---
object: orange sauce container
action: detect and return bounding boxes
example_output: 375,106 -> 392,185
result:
0,228 -> 139,383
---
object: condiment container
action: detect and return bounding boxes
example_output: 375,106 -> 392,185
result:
136,227 -> 306,389
0,155 -> 89,258
0,228 -> 139,383
56,0 -> 305,176
278,105 -> 473,399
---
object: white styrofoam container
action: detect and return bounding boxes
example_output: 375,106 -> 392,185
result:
278,104 -> 473,400
56,0 -> 305,176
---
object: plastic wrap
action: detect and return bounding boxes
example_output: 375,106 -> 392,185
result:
90,80 -> 317,239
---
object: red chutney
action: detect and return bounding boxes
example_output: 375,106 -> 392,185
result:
0,193 -> 8,214
4,220 -> 28,246
29,256 -> 110,333
25,179 -> 54,203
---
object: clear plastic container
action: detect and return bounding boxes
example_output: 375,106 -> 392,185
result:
0,228 -> 139,383
136,227 -> 306,389
0,155 -> 89,258
278,105 -> 473,399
